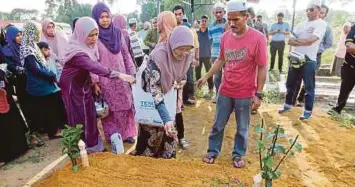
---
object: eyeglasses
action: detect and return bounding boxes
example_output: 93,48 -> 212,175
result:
201,20 -> 207,23
306,7 -> 315,12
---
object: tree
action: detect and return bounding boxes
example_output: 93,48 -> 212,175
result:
9,8 -> 39,20
56,3 -> 92,24
140,0 -> 157,22
43,0 -> 58,19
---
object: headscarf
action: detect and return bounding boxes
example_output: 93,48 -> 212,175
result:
40,18 -> 68,62
157,11 -> 178,43
92,2 -> 121,54
112,14 -> 130,47
63,17 -> 99,64
150,26 -> 194,93
2,26 -> 21,62
20,21 -> 46,66
112,14 -> 127,30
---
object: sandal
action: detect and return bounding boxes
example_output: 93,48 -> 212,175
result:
233,157 -> 245,168
203,154 -> 217,164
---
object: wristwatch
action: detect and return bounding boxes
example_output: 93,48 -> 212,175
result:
255,92 -> 263,100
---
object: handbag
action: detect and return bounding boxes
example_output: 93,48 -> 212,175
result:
288,51 -> 306,69
94,93 -> 109,119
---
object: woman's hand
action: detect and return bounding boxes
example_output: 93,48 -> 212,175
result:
164,121 -> 178,140
93,83 -> 101,96
119,73 -> 136,84
173,80 -> 187,89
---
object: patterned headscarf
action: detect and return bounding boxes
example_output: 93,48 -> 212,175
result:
20,21 -> 46,65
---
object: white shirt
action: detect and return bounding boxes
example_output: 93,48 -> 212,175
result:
294,19 -> 327,61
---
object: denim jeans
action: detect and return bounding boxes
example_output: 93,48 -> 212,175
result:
285,60 -> 316,111
207,94 -> 252,158
211,57 -> 222,93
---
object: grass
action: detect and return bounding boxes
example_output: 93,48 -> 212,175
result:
330,113 -> 355,129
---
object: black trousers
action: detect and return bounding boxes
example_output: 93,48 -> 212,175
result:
334,63 -> 355,113
135,56 -> 144,68
195,57 -> 213,90
270,41 -> 285,71
294,53 -> 322,104
175,112 -> 184,139
183,64 -> 195,102
28,91 -> 66,137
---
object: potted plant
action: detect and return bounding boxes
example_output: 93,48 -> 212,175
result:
62,124 -> 83,172
254,119 -> 302,187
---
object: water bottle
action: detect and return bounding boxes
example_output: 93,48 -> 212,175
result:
110,133 -> 124,154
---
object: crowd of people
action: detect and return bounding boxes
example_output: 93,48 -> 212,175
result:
1,0 -> 355,169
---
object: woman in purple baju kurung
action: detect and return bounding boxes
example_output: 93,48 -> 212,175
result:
92,3 -> 137,143
60,17 -> 135,153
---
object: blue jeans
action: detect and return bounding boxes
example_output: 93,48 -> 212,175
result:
285,60 -> 316,111
211,57 -> 222,93
207,94 -> 252,158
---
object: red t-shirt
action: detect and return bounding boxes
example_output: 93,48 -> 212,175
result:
218,28 -> 267,99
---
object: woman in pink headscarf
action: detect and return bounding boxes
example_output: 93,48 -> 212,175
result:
60,17 -> 135,153
133,26 -> 193,159
156,11 -> 189,150
112,14 -> 136,67
40,18 -> 68,65
157,11 -> 177,43
91,3 -> 137,144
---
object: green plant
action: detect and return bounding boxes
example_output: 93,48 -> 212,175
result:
263,91 -> 280,105
254,119 -> 302,187
330,113 -> 355,129
62,124 -> 83,172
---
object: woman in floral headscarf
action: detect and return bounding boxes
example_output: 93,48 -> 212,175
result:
20,21 -> 65,139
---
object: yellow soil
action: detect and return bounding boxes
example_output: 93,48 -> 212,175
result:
34,102 -> 355,187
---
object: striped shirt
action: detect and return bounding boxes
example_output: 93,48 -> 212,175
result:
208,19 -> 226,58
128,29 -> 144,58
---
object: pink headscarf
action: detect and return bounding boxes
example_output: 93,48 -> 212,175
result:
63,17 -> 99,64
40,18 -> 68,64
150,26 -> 194,93
112,15 -> 130,46
112,15 -> 127,30
157,11 -> 178,43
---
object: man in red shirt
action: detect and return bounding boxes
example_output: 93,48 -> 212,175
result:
196,0 -> 267,168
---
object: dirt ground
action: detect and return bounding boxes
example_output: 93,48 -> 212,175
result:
31,101 -> 355,187
0,138 -> 62,187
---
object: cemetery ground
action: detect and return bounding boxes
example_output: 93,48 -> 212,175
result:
1,97 -> 355,186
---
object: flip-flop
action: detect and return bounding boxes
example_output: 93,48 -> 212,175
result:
233,157 -> 245,168
203,154 -> 217,164
0,88 -> 10,114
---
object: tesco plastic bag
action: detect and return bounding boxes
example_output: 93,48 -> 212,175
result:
132,56 -> 177,127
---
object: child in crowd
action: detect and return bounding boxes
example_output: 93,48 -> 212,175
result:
37,42 -> 62,82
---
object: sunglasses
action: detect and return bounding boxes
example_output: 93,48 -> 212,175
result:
153,22 -> 157,24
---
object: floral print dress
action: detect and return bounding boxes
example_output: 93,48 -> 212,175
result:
134,61 -> 177,159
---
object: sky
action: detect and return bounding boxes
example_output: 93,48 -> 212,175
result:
0,0 -> 354,16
